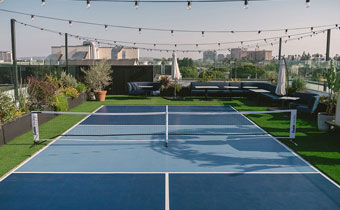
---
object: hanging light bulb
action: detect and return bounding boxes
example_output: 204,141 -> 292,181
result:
258,30 -> 261,34
69,20 -> 72,27
305,0 -> 310,8
31,15 -> 35,21
41,0 -> 45,6
244,0 -> 248,9
171,30 -> 174,36
135,0 -> 139,9
311,27 -> 313,31
201,31 -> 205,37
187,1 -> 191,10
285,29 -> 288,34
139,28 -> 142,34
196,44 -> 198,48
87,0 -> 90,8
105,25 -> 108,31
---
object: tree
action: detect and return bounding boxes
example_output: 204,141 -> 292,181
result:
178,58 -> 194,68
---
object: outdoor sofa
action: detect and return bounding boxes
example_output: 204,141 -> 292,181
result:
289,92 -> 320,115
127,82 -> 161,96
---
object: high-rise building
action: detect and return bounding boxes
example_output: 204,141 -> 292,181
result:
217,54 -> 225,61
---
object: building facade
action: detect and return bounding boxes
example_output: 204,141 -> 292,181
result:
48,42 -> 139,62
0,51 -> 12,63
230,48 -> 272,61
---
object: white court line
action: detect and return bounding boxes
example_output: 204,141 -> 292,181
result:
165,172 -> 170,210
0,105 -> 104,182
12,171 -> 319,174
229,106 -> 340,189
57,139 -> 164,142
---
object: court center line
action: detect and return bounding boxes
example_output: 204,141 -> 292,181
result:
165,172 -> 170,210
0,105 -> 104,182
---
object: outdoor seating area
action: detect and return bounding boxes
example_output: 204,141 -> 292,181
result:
127,82 -> 161,96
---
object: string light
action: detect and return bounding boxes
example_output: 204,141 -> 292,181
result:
14,20 -> 332,54
201,31 -> 205,37
305,0 -> 310,8
69,20 -> 72,27
135,0 -> 139,9
187,1 -> 191,9
87,0 -> 90,8
41,0 -> 45,6
244,0 -> 248,9
139,28 -> 141,34
171,30 -> 174,36
285,29 -> 288,34
31,15 -> 34,21
105,25 -> 108,31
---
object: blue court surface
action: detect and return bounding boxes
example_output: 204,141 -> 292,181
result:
1,105 -> 340,210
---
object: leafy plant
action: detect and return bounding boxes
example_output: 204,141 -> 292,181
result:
0,92 -> 19,124
291,77 -> 307,91
324,60 -> 340,114
76,83 -> 87,93
158,76 -> 171,89
27,76 -> 58,108
81,60 -> 113,91
63,87 -> 79,99
198,70 -> 215,82
54,95 -> 68,112
60,71 -> 78,88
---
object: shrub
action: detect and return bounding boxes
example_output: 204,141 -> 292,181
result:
76,83 -> 87,93
27,76 -> 58,108
158,76 -> 171,88
292,77 -> 307,91
60,71 -> 78,88
198,71 -> 215,82
54,95 -> 68,112
0,92 -> 19,124
81,60 -> 113,91
63,87 -> 79,99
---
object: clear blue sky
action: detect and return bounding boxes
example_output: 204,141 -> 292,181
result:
0,0 -> 339,59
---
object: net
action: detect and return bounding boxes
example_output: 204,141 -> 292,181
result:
31,107 -> 297,146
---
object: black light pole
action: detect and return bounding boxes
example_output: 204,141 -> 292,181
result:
324,29 -> 331,91
278,38 -> 282,61
65,33 -> 69,73
11,19 -> 19,103
326,29 -> 331,61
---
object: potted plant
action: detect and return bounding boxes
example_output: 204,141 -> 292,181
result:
317,60 -> 340,131
81,60 -> 112,101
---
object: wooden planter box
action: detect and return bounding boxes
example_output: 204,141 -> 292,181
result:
0,92 -> 87,145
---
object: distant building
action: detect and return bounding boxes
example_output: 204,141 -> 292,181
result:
217,54 -> 225,61
203,51 -> 217,61
46,41 -> 139,64
230,48 -> 272,61
0,51 -> 12,62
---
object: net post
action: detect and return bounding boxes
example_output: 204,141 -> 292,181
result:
31,112 -> 40,143
289,109 -> 297,139
165,105 -> 168,147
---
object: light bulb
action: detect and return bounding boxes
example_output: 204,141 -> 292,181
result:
187,1 -> 191,10
305,0 -> 310,8
31,15 -> 35,21
135,1 -> 139,9
69,21 -> 72,27
87,0 -> 90,8
244,0 -> 248,9
41,0 -> 45,6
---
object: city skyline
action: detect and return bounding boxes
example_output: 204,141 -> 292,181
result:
0,0 -> 340,59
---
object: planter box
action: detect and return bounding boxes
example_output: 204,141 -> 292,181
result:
68,92 -> 87,110
0,126 -> 4,146
0,93 -> 88,145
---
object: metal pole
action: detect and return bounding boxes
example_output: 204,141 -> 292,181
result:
65,33 -> 69,73
278,38 -> 282,61
10,19 -> 19,103
165,105 -> 168,147
326,29 -> 331,61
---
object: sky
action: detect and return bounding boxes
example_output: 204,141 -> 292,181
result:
0,0 -> 340,59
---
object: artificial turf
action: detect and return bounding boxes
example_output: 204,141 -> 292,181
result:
0,95 -> 339,185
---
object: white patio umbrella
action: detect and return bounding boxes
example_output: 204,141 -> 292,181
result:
171,52 -> 182,98
275,59 -> 287,96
